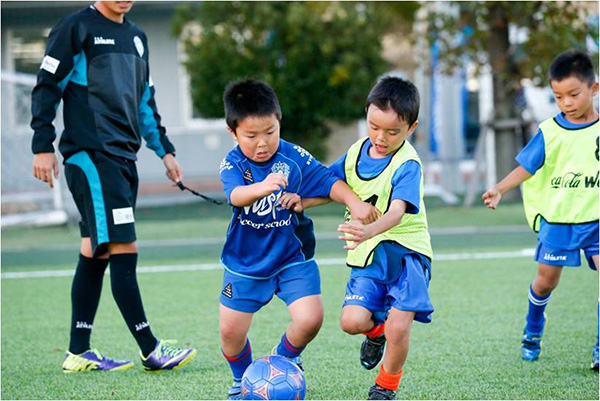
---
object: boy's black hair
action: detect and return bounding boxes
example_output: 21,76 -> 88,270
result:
366,76 -> 420,126
549,49 -> 596,86
223,79 -> 282,131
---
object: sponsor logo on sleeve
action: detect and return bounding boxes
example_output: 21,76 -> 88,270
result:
40,55 -> 60,74
293,145 -> 313,165
219,159 -> 233,174
133,36 -> 144,57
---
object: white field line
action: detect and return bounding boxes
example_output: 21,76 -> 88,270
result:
1,248 -> 535,279
1,225 -> 530,253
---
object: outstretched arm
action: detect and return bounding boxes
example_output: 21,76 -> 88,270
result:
338,199 -> 407,250
482,166 -> 532,209
301,197 -> 332,210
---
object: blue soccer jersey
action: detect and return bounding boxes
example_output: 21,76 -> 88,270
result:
516,112 -> 599,250
220,139 -> 338,279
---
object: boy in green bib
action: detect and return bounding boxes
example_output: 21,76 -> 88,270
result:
327,77 -> 433,400
483,49 -> 599,369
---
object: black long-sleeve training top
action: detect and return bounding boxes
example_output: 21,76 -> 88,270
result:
31,5 -> 175,161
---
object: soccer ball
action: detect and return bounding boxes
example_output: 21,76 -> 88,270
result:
241,355 -> 305,400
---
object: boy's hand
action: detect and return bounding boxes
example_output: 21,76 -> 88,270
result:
279,192 -> 303,212
259,173 -> 288,195
33,152 -> 59,188
163,153 -> 183,184
338,221 -> 374,250
349,201 -> 380,224
482,187 -> 501,209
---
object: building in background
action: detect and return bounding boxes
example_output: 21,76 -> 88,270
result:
1,1 -> 233,225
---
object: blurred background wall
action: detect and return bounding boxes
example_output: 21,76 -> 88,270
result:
1,1 -> 597,227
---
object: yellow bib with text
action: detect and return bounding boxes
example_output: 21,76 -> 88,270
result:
344,138 -> 433,268
522,117 -> 599,232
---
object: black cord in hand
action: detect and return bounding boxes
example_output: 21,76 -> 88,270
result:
177,181 -> 223,205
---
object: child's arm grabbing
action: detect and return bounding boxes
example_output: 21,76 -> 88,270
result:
482,166 -> 532,210
337,199 -> 407,250
229,172 -> 288,207
298,182 -> 380,223
330,181 -> 380,224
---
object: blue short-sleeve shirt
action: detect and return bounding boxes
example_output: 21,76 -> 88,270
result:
220,139 -> 339,279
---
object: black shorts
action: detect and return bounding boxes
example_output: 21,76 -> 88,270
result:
65,150 -> 138,256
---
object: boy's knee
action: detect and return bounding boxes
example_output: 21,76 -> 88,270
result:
294,312 -> 323,335
340,313 -> 368,335
534,276 -> 560,294
220,321 -> 243,343
384,315 -> 412,343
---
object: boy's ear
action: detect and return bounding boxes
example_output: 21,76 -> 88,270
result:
591,82 -> 599,97
226,126 -> 237,140
407,120 -> 419,137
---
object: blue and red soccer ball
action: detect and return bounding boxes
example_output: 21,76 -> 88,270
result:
241,355 -> 306,400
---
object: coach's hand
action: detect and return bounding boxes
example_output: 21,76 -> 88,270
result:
163,153 -> 183,185
33,152 -> 59,188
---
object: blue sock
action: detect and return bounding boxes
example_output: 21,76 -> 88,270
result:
526,285 -> 550,333
276,333 -> 305,358
223,339 -> 252,381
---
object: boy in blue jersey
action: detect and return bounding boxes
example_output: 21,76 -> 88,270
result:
483,49 -> 599,369
218,79 -> 379,399
31,2 -> 196,372
306,77 -> 434,400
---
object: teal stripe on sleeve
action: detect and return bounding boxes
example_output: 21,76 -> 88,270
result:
138,83 -> 166,157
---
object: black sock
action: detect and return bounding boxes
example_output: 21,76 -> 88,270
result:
109,253 -> 157,357
69,254 -> 109,354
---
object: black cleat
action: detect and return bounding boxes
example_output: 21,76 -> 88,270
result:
360,334 -> 386,370
368,384 -> 396,400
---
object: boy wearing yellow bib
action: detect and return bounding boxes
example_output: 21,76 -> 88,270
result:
483,49 -> 599,369
332,77 -> 433,400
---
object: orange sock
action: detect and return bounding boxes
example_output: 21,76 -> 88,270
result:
374,364 -> 403,391
362,322 -> 385,338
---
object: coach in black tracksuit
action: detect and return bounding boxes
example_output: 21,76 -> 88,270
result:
31,1 -> 196,371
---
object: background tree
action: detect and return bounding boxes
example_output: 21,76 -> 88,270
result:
423,1 -> 598,194
173,2 -> 418,159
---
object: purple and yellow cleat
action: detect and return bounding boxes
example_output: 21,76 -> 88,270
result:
140,339 -> 197,371
62,349 -> 134,373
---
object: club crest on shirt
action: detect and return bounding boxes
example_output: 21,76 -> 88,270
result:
244,168 -> 254,183
271,161 -> 290,179
133,36 -> 144,57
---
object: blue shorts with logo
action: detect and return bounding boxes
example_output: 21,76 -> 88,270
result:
534,221 -> 599,270
343,248 -> 433,324
220,259 -> 321,313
